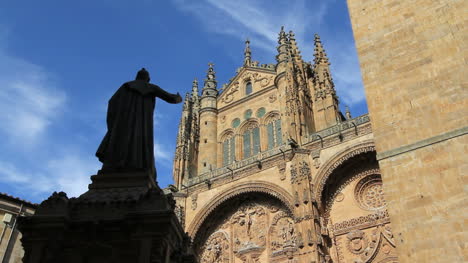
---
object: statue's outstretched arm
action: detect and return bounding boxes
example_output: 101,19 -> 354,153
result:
152,84 -> 182,104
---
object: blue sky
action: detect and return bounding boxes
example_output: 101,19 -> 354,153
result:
0,0 -> 367,203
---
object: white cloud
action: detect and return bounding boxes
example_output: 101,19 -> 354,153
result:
0,154 -> 99,199
0,51 -> 66,145
172,0 -> 320,53
154,141 -> 172,162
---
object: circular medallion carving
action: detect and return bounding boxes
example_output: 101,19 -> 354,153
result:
355,175 -> 386,211
346,230 -> 368,254
335,192 -> 344,202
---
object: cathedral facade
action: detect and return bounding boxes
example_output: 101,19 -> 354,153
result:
172,28 -> 399,263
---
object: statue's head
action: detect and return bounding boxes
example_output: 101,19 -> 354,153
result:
136,68 -> 150,82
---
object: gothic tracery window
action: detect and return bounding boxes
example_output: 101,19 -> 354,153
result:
242,122 -> 260,158
222,133 -> 235,166
266,116 -> 282,149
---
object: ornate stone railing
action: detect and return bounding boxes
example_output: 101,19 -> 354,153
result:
186,114 -> 370,187
303,114 -> 370,144
186,145 -> 290,186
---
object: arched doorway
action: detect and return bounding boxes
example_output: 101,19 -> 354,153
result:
192,191 -> 297,262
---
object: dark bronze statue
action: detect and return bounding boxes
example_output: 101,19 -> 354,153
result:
96,68 -> 182,176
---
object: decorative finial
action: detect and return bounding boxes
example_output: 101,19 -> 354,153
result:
276,26 -> 290,64
202,63 -> 217,96
345,106 -> 352,120
244,38 -> 252,66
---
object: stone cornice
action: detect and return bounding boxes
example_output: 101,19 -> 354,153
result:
377,126 -> 468,161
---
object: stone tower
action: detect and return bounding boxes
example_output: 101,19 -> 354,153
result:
172,28 -> 399,263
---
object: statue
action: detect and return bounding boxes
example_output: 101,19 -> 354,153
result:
96,68 -> 182,176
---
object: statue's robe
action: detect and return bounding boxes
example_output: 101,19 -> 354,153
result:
96,80 -> 180,176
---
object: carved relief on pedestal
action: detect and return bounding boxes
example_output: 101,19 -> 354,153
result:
200,231 -> 230,263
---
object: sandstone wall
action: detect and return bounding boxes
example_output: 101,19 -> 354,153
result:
346,0 -> 467,261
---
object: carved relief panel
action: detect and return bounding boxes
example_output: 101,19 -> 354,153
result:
196,194 -> 299,263
324,169 -> 399,263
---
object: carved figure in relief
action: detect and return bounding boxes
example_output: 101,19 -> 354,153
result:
231,204 -> 267,253
270,215 -> 297,253
201,232 -> 230,263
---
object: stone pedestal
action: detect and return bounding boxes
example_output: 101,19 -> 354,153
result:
18,170 -> 197,263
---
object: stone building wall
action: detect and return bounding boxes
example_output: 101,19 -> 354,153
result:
0,194 -> 36,263
346,0 -> 467,262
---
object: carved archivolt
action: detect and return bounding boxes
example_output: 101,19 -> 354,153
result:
312,141 -> 376,205
188,181 -> 295,238
324,169 -> 381,217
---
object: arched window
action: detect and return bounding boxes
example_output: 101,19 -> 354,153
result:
242,123 -> 260,158
267,117 -> 282,149
245,81 -> 252,95
222,135 -> 235,166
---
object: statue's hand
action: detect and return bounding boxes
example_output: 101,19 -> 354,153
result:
175,92 -> 183,104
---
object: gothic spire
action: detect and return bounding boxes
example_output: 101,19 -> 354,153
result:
182,92 -> 191,111
244,38 -> 252,66
312,33 -> 336,100
288,30 -> 302,61
313,34 -> 329,65
192,78 -> 199,97
202,63 -> 218,97
276,26 -> 290,68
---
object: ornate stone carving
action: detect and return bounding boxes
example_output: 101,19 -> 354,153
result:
175,205 -> 185,228
270,212 -> 297,255
231,204 -> 267,255
188,181 -> 295,238
355,174 -> 386,211
324,169 -> 380,217
313,142 -> 376,204
335,192 -> 344,202
200,232 -> 230,263
221,82 -> 239,104
191,194 -> 198,210
333,210 -> 390,235
290,161 -> 311,184
346,230 -> 368,254
268,94 -> 277,103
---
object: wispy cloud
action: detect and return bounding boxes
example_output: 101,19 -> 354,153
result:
0,26 -> 97,201
0,154 -> 98,199
0,51 -> 66,145
154,141 -> 172,162
172,0 -> 321,53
